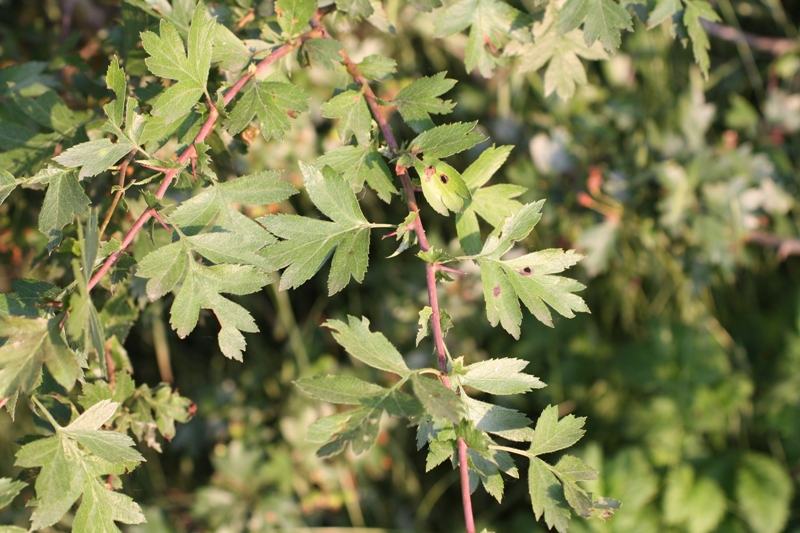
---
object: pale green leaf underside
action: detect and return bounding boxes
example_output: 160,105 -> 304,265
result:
324,315 -> 411,376
14,400 -> 145,531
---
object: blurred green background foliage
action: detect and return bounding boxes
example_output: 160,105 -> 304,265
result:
1,0 -> 800,531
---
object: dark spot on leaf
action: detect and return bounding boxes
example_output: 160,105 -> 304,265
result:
493,285 -> 501,297
424,165 -> 435,181
520,266 -> 533,276
439,174 -> 449,184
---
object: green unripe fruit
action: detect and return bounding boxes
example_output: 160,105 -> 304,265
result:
416,159 -> 471,216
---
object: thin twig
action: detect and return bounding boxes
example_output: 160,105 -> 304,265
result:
701,20 -> 799,55
99,150 -> 136,237
746,231 -> 800,260
311,19 -> 477,533
87,20 -> 327,292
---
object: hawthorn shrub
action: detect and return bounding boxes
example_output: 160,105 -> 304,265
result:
0,0 -> 799,532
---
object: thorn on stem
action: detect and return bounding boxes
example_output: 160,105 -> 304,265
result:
151,209 -> 172,233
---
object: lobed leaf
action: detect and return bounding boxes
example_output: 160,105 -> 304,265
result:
461,357 -> 545,395
0,316 -> 81,399
410,121 -> 485,160
259,164 -> 375,295
557,0 -> 633,52
276,0 -> 317,36
317,145 -> 397,202
324,315 -> 411,376
434,0 -> 532,76
528,405 -> 586,456
321,90 -> 372,146
392,72 -> 457,133
224,80 -> 309,142
141,7 -> 215,122
15,400 -> 145,531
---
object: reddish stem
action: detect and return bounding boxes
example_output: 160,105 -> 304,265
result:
458,437 -> 477,533
318,21 -> 477,533
87,21 -> 326,292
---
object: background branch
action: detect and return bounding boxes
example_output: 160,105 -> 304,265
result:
702,19 -> 799,55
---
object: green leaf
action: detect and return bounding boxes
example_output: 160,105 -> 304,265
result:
212,24 -> 251,72
169,170 -> 296,244
321,90 -> 372,146
259,164 -> 375,294
72,478 -> 146,533
411,374 -> 463,423
104,58 -> 126,129
529,457 -> 572,533
648,0 -> 682,27
317,145 -> 397,202
416,306 -> 452,346
296,375 -> 423,415
65,214 -> 106,369
54,139 -> 135,179
463,396 -> 534,441
115,383 -> 192,451
735,453 -> 794,533
0,168 -> 16,206
136,227 -> 274,361
276,0 -> 317,36
663,465 -> 726,533
434,0 -> 532,76
34,166 -> 91,251
476,202 -> 589,336
10,90 -> 81,137
410,121 -> 485,160
0,316 -> 81,399
0,279 -> 61,319
336,0 -> 374,19
224,80 -> 309,142
299,38 -> 344,70
0,526 -> 28,533
683,0 -> 720,78
141,7 -> 215,122
135,241 -> 189,300
506,3 -> 608,99
558,0 -> 633,52
416,159 -> 471,216
314,408 -> 381,456
15,399 -> 144,531
295,375 -> 389,404
0,478 -> 26,509
456,145 -> 521,254
324,315 -> 411,376
461,357 -> 545,395
307,380 -> 421,457
528,405 -> 586,456
552,454 -> 598,482
357,54 -> 397,81
170,262 -> 271,360
392,72 -> 457,133
408,0 -> 442,12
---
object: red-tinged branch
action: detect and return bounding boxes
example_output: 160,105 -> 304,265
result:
458,438 -> 477,533
312,20 -> 476,533
701,20 -> 799,56
86,20 -> 327,292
